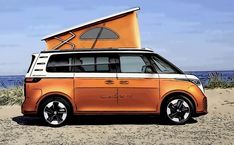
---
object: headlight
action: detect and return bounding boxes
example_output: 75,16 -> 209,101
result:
189,79 -> 204,93
189,79 -> 201,86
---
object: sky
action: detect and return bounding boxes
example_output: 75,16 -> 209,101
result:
0,0 -> 234,75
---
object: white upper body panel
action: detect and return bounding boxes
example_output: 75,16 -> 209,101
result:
26,49 -> 204,92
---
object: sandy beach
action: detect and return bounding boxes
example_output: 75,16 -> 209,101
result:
0,88 -> 234,145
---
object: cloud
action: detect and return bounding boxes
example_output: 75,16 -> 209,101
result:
174,21 -> 201,27
173,0 -> 234,12
215,20 -> 234,25
206,30 -> 234,35
0,62 -> 19,66
26,24 -> 63,38
175,30 -> 204,34
0,7 -> 22,13
0,44 -> 21,48
0,2 -> 23,13
206,38 -> 234,47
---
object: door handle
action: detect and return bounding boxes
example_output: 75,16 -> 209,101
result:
105,80 -> 114,85
120,80 -> 129,85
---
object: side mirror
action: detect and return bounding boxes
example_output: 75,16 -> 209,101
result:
142,65 -> 154,73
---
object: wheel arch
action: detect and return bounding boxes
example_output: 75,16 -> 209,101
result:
160,91 -> 197,115
36,92 -> 75,115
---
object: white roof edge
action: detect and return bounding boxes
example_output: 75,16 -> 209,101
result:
39,50 -> 153,55
144,47 -> 153,51
41,7 -> 140,40
38,47 -> 153,54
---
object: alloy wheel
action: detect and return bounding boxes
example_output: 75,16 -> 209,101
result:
43,101 -> 68,125
166,99 -> 191,123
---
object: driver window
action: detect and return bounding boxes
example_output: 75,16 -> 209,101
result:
120,55 -> 147,73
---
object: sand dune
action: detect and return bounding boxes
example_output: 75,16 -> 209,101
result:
0,88 -> 234,145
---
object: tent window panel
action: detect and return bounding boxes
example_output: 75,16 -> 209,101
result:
80,27 -> 119,39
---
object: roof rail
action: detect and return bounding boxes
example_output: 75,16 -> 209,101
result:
40,48 -> 153,53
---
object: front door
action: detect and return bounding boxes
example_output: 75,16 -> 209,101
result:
74,53 -> 118,111
117,54 -> 159,111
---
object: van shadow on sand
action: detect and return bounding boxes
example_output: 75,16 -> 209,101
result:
12,115 -> 197,126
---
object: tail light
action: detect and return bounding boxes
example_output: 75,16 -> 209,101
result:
24,78 -> 41,97
25,78 -> 41,83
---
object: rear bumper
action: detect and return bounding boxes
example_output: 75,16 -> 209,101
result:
21,97 -> 38,116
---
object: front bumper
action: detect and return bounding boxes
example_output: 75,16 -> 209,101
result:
194,97 -> 208,117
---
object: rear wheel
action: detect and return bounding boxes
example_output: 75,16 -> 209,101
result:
163,95 -> 194,124
40,97 -> 71,127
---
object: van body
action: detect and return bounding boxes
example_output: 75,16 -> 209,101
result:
22,48 -> 207,126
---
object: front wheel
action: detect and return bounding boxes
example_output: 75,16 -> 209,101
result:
163,96 -> 194,124
41,97 -> 71,127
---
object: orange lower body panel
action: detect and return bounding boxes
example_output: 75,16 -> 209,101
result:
22,78 -> 207,116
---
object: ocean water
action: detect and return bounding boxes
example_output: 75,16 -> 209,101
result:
0,75 -> 24,88
186,70 -> 234,86
0,70 -> 234,88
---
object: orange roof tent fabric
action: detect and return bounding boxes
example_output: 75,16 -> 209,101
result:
42,7 -> 141,50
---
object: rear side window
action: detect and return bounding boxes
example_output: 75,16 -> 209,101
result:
46,54 -> 73,72
74,55 -> 114,73
27,55 -> 36,73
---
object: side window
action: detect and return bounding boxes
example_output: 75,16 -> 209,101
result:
152,56 -> 178,74
120,55 -> 147,73
79,57 -> 95,72
74,55 -> 113,73
46,54 -> 73,72
96,57 -> 109,72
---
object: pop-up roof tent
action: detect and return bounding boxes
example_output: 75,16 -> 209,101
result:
42,7 -> 141,50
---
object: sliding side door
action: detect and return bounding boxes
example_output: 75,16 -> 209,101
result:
74,53 -> 118,112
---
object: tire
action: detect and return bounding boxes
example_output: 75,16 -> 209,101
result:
40,97 -> 71,127
162,95 -> 194,125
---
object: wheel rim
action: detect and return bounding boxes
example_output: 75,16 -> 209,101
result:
43,101 -> 67,125
166,99 -> 190,123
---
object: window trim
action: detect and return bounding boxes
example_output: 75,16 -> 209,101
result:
79,27 -> 119,40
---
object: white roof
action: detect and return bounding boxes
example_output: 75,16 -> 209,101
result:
42,7 -> 140,40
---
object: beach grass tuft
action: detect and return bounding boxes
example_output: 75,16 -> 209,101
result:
0,87 -> 23,105
205,72 -> 234,89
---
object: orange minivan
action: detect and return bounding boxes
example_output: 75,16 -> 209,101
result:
22,48 -> 207,126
